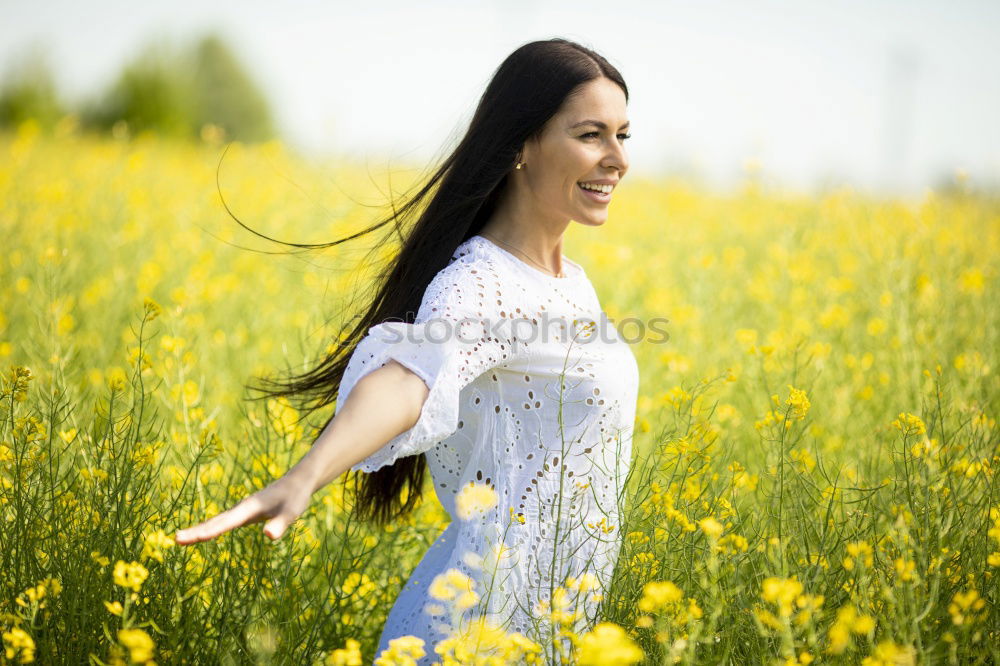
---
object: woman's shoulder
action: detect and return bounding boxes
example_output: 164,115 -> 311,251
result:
432,236 -> 507,289
417,237 -> 506,318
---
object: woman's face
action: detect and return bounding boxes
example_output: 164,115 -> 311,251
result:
521,77 -> 630,228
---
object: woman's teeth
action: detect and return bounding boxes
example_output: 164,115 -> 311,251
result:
578,182 -> 613,194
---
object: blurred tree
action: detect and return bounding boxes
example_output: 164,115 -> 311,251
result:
190,34 -> 277,142
0,44 -> 66,130
78,38 -> 196,139
77,32 -> 277,142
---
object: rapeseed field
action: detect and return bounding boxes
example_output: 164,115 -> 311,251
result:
2,119 -> 997,664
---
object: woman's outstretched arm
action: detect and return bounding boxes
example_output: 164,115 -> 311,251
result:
174,360 -> 429,545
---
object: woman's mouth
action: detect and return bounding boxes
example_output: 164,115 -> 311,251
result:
577,181 -> 613,203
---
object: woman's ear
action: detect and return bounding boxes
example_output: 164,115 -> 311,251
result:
518,136 -> 537,165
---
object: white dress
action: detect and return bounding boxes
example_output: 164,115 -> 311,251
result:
334,234 -> 640,664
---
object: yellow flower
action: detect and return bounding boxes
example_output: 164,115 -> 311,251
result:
792,593 -> 824,627
8,366 -> 33,402
790,448 -> 816,473
18,577 -> 61,611
718,533 -> 749,555
698,517 -> 724,539
423,603 -> 446,617
575,622 -> 644,666
267,396 -> 302,441
825,606 -> 860,655
43,576 -> 62,596
785,385 -> 810,420
374,636 -> 425,666
543,586 -> 580,627
948,587 -> 986,625
755,607 -> 783,631
762,576 -> 803,618
171,379 -> 200,407
844,541 -> 874,570
433,616 -> 537,665
341,572 -> 376,597
427,569 -> 478,611
106,366 -> 128,392
891,412 -> 926,436
104,600 -> 124,616
455,481 -> 497,520
638,580 -> 683,613
958,268 -> 984,294
143,298 -> 162,321
661,386 -> 692,408
735,328 -> 758,347
325,638 -> 363,666
567,572 -> 600,594
866,317 -> 887,336
860,639 -> 916,665
118,627 -> 155,663
113,560 -> 149,593
893,558 -> 917,583
159,334 -> 186,354
2,626 -> 35,663
586,516 -> 616,534
141,528 -> 175,563
15,585 -> 43,609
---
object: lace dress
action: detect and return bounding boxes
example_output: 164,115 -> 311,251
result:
334,235 -> 640,664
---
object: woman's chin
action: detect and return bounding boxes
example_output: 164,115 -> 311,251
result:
574,213 -> 608,227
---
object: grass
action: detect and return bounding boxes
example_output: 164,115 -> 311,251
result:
1,119 -> 998,665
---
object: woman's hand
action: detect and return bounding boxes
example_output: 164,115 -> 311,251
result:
174,473 -> 314,545
173,360 -> 430,546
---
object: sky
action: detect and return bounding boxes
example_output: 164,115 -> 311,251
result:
2,0 -> 998,196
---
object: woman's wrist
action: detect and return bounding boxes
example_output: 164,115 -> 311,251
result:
286,458 -> 328,496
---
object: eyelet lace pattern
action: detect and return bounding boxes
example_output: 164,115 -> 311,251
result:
336,235 -> 640,664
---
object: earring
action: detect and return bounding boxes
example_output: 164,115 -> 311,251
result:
515,161 -> 524,170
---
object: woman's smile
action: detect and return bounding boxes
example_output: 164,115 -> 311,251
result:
577,180 -> 615,203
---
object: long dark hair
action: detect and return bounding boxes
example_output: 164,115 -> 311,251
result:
234,38 -> 628,528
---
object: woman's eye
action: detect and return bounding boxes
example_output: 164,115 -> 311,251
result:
581,132 -> 632,142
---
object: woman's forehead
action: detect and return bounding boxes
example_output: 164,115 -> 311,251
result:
556,81 -> 628,124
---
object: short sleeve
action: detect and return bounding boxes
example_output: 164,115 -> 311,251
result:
336,269 -> 516,473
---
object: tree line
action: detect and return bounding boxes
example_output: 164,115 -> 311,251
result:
0,32 -> 276,142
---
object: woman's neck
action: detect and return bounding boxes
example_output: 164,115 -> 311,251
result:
477,218 -> 568,277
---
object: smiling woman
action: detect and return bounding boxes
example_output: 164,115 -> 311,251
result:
477,76 -> 632,241
174,37 -> 638,665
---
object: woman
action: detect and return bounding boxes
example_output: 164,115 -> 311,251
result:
175,38 -> 638,663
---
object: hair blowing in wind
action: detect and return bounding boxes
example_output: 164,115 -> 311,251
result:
223,38 -> 629,528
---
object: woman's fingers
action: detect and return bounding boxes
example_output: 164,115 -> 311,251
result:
263,496 -> 307,540
263,516 -> 287,541
175,497 -> 264,545
175,476 -> 310,545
